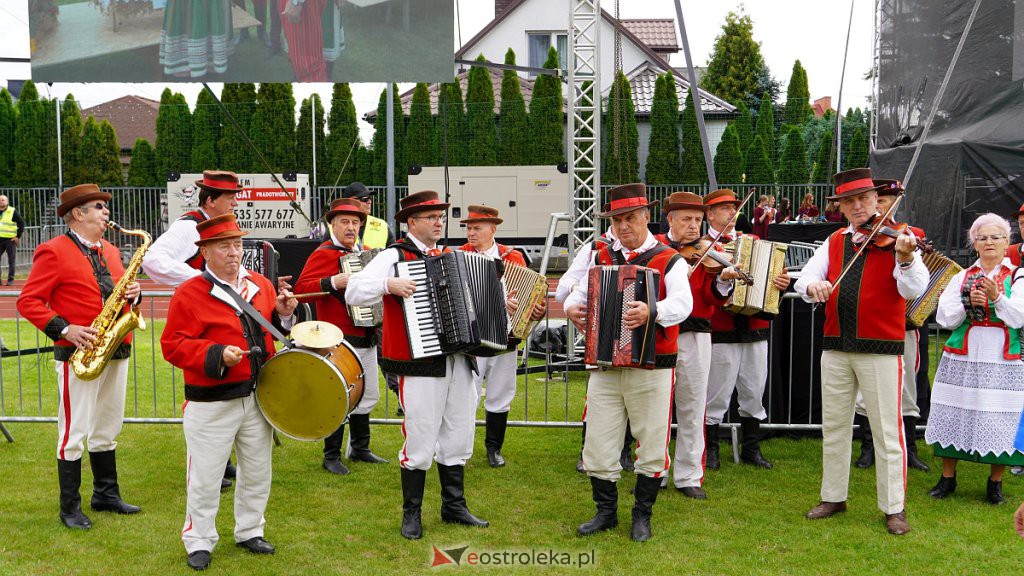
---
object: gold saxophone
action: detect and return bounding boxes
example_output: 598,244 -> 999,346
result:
70,222 -> 152,380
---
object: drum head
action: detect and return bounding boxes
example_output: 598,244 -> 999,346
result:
255,348 -> 349,441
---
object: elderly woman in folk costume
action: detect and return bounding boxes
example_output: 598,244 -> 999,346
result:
159,0 -> 234,78
925,213 -> 1024,505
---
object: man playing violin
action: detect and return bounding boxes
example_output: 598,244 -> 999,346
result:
794,168 -> 929,536
851,180 -> 932,473
702,189 -> 790,473
656,192 -> 740,498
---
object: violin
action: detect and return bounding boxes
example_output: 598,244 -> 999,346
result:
852,216 -> 934,253
678,239 -> 754,285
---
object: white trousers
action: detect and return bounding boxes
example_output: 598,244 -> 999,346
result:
473,351 -> 518,413
351,345 -> 380,416
705,340 -> 769,425
55,359 -> 129,461
181,394 -> 273,554
672,332 -> 712,488
855,329 -> 920,419
582,367 -> 673,481
397,354 -> 477,470
820,351 -> 906,515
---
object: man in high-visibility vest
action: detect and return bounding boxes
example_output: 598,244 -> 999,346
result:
342,182 -> 394,249
0,195 -> 25,286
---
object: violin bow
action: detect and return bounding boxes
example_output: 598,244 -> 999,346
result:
830,191 -> 906,293
686,188 -> 756,277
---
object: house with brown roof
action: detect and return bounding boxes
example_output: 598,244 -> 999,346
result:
81,95 -> 159,165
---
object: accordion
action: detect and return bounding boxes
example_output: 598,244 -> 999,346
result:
502,263 -> 548,340
341,248 -> 383,327
726,236 -> 788,315
584,265 -> 659,369
907,251 -> 962,327
394,251 -> 509,359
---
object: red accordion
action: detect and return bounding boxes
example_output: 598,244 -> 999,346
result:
584,265 -> 660,369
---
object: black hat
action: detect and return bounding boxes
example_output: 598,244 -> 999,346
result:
342,182 -> 374,199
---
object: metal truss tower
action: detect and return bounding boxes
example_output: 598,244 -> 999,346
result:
567,0 -> 601,256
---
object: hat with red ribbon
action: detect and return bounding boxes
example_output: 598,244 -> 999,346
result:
827,168 -> 878,200
195,213 -> 249,246
703,188 -> 742,208
663,191 -> 707,213
459,205 -> 503,225
395,190 -> 450,221
194,170 -> 245,194
598,183 -> 657,218
324,197 -> 367,222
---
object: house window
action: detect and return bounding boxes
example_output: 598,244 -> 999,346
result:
528,32 -> 568,75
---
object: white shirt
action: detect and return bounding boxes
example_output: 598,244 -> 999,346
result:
936,259 -> 1024,330
555,229 -> 617,304
71,230 -> 101,250
792,221 -> 929,302
207,266 -> 294,329
346,233 -> 439,307
664,229 -> 734,296
142,209 -> 210,287
563,231 -> 693,327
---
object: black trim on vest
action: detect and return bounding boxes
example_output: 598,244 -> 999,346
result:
181,212 -> 207,269
380,357 -> 447,378
185,381 -> 254,402
53,343 -> 131,362
679,317 -> 711,333
711,314 -> 770,343
821,235 -> 904,355
655,353 -> 677,368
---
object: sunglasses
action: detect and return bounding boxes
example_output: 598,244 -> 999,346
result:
79,202 -> 109,211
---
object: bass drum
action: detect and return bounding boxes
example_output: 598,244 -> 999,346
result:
255,342 -> 365,441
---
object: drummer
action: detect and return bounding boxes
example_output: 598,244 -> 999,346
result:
296,198 -> 388,476
161,214 -> 297,571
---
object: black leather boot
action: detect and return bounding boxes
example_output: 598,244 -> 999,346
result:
631,474 -> 661,542
347,414 -> 388,464
904,416 -> 930,472
485,411 -> 508,468
400,468 -> 426,539
57,459 -> 92,530
854,414 -> 875,469
705,424 -> 720,471
987,477 -> 1006,505
740,417 -> 773,469
89,450 -> 140,514
224,458 -> 236,479
322,424 -> 350,475
577,422 -> 586,474
438,464 -> 488,527
928,475 -> 957,499
577,477 -> 618,535
620,423 -> 635,472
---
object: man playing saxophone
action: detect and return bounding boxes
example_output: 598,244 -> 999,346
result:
18,184 -> 143,531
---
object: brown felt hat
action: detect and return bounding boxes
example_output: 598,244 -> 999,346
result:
827,168 -> 878,200
395,190 -> 450,222
459,205 -> 503,225
57,184 -> 111,218
194,170 -> 245,194
703,189 -> 741,208
663,191 -> 707,213
195,213 -> 249,246
872,179 -> 904,197
598,183 -> 657,218
324,198 -> 367,223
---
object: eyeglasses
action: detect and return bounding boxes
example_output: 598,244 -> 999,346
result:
975,234 -> 1007,243
413,215 -> 446,224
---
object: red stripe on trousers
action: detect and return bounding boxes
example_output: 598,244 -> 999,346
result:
59,362 -> 72,460
897,356 -> 907,492
182,453 -> 193,535
398,376 -> 409,468
654,370 -> 676,479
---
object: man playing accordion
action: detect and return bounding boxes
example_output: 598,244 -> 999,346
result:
295,198 -> 388,476
564,183 -> 693,542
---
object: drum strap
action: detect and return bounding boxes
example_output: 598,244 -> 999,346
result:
203,271 -> 294,349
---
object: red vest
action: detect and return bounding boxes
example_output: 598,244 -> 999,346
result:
294,241 -> 374,348
698,231 -> 774,343
595,243 -> 681,367
458,242 -> 527,267
654,234 -> 729,332
1007,243 -> 1021,267
380,240 -> 453,377
822,229 -> 906,355
181,211 -> 207,270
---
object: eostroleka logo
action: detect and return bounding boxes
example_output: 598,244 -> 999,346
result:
430,545 -> 596,568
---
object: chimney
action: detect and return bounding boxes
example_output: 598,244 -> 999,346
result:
495,0 -> 515,17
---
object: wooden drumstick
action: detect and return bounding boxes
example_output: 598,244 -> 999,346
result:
290,291 -> 330,299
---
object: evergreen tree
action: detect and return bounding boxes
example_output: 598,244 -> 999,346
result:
755,91 -> 776,168
59,96 -> 83,186
325,83 -> 360,187
845,126 -> 869,169
777,125 -> 809,184
434,81 -> 465,168
700,10 -> 772,106
191,88 -> 221,172
465,54 -> 497,166
497,48 -> 529,166
713,124 -> 744,185
744,134 -> 774,185
602,70 -> 638,184
0,89 -> 13,183
405,83 -> 435,168
97,119 -> 124,185
528,47 -> 564,165
733,101 -> 753,163
218,83 -> 258,173
801,110 -> 834,171
644,74 -> 680,184
811,131 -> 834,183
13,81 -> 54,185
783,60 -> 812,127
127,138 -> 159,186
296,94 -> 327,186
155,88 -> 192,182
251,83 -> 295,173
679,88 -> 708,185
370,86 -> 408,186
